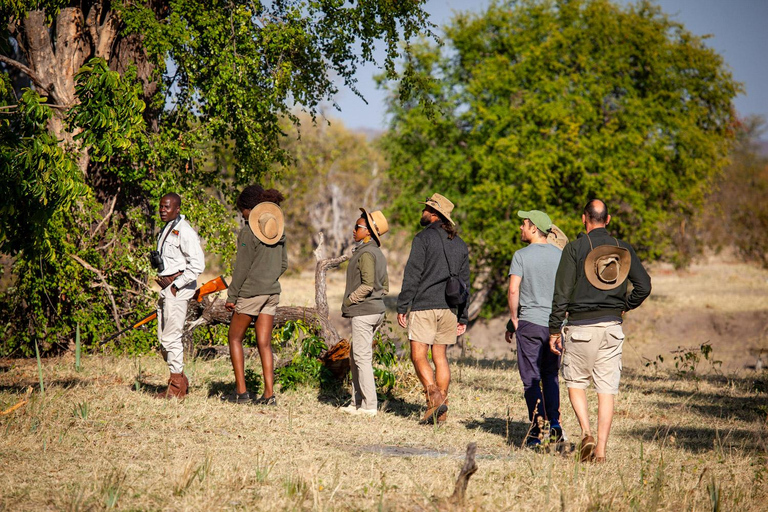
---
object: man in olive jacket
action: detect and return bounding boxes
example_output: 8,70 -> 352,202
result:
549,199 -> 651,462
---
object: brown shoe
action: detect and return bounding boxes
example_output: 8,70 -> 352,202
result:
419,385 -> 447,425
155,373 -> 188,400
437,390 -> 448,423
594,456 -> 606,463
579,435 -> 596,463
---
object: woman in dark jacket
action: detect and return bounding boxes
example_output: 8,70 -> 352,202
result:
223,185 -> 287,405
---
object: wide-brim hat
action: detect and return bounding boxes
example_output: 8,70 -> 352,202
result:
585,244 -> 631,290
249,202 -> 284,245
547,224 -> 569,250
420,193 -> 455,226
360,208 -> 389,246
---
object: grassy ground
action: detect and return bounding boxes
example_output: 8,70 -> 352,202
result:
2,256 -> 767,510
1,350 -> 766,511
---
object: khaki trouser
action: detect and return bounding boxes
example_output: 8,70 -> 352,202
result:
157,282 -> 196,374
349,313 -> 385,411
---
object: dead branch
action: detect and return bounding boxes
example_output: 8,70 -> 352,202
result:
448,443 -> 478,505
70,254 -> 122,330
91,189 -> 120,238
0,54 -> 50,95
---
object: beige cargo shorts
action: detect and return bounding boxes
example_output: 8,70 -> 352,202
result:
235,294 -> 280,316
562,321 -> 625,394
408,309 -> 458,345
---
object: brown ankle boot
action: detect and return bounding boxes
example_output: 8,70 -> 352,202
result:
437,389 -> 448,423
156,373 -> 188,400
419,385 -> 447,424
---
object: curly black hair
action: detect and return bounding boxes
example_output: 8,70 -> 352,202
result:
236,185 -> 285,210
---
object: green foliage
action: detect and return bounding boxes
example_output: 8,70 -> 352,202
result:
2,1 -> 433,355
372,331 -> 399,395
382,0 -> 741,313
273,320 -> 331,391
120,0 -> 434,182
69,59 -> 146,166
672,342 -> 722,380
0,90 -> 87,259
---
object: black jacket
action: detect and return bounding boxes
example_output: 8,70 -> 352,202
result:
397,222 -> 470,324
548,227 -> 651,334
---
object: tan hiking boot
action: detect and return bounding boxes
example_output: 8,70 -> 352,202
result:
156,372 -> 188,400
437,389 -> 448,423
419,385 -> 447,425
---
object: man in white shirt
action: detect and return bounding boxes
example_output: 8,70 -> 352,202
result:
154,193 -> 205,399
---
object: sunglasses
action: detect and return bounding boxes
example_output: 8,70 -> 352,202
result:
354,224 -> 368,231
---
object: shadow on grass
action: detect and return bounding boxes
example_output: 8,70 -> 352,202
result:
648,395 -> 768,424
627,424 -> 764,453
1,378 -> 87,394
463,417 -> 530,445
381,396 -> 422,419
453,358 -> 518,371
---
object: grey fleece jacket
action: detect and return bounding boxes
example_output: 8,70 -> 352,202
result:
397,221 -> 470,324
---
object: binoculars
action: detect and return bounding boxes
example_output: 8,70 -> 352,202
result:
149,250 -> 164,272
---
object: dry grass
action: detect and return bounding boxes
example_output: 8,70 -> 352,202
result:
0,350 -> 766,511
2,256 -> 768,511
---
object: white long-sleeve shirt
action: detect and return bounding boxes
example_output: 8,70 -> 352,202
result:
157,214 -> 205,289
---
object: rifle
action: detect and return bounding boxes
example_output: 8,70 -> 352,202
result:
100,275 -> 228,345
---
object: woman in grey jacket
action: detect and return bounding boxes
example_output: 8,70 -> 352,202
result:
223,185 -> 287,405
339,208 -> 389,417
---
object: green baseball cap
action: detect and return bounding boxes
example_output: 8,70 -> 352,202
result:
518,210 -> 552,232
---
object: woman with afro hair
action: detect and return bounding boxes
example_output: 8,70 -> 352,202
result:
223,185 -> 287,405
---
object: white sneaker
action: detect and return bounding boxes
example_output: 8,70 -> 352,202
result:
355,408 -> 377,417
339,404 -> 358,415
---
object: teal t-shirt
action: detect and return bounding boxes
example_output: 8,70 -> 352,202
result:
508,243 -> 562,327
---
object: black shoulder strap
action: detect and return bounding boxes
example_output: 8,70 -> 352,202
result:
158,216 -> 182,256
436,229 -> 458,277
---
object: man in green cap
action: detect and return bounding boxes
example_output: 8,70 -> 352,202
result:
506,209 -> 564,447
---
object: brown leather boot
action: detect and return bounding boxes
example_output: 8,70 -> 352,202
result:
156,373 -> 188,400
419,385 -> 447,425
437,389 -> 448,423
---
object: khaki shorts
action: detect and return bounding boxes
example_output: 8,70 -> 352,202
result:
562,321 -> 624,394
408,309 -> 457,345
235,294 -> 280,316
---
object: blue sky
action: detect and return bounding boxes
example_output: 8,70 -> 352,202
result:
325,0 -> 768,136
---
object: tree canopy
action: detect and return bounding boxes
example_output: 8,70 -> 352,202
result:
0,0 -> 432,354
382,0 -> 741,314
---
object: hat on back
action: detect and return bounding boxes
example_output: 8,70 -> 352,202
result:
584,236 -> 631,290
249,202 -> 284,245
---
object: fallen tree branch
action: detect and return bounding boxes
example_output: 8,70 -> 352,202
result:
448,443 -> 478,505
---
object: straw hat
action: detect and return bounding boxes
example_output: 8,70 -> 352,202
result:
584,239 -> 631,290
547,224 -> 569,250
420,193 -> 455,226
360,208 -> 389,246
249,202 -> 284,245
